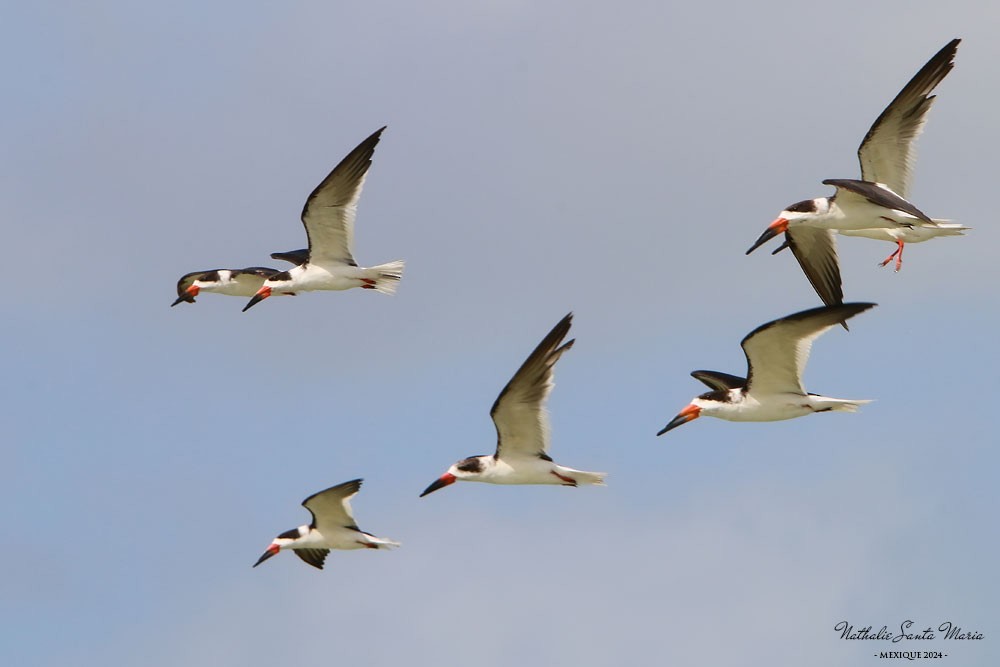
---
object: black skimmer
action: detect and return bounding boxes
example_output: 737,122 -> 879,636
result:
657,303 -> 876,436
746,39 -> 961,303
242,126 -> 404,312
171,249 -> 308,306
420,313 -> 606,497
253,479 -> 399,570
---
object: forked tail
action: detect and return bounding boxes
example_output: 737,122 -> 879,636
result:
363,260 -> 405,295
367,535 -> 401,549
569,469 -> 608,486
928,219 -> 970,236
816,398 -> 872,413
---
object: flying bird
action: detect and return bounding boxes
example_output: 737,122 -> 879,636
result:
171,250 -> 308,306
253,479 -> 399,570
746,39 -> 961,305
243,126 -> 404,311
420,313 -> 606,497
657,303 -> 876,436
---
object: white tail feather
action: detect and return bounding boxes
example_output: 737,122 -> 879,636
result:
822,399 -> 872,413
364,260 -> 405,295
571,469 -> 608,486
372,537 -> 401,549
930,223 -> 969,236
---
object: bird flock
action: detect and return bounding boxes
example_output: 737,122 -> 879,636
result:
173,39 -> 964,570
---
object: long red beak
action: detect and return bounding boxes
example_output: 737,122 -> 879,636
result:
243,286 -> 271,312
171,284 -> 200,307
746,217 -> 789,255
420,472 -> 457,497
657,403 -> 701,436
252,543 -> 280,568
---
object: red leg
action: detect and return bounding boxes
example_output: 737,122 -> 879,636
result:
878,240 -> 904,269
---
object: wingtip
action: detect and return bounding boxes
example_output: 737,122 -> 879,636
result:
549,312 -> 574,341
846,301 -> 878,313
835,302 -> 878,330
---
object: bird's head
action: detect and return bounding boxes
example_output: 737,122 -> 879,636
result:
171,283 -> 199,307
243,271 -> 294,311
172,269 -> 225,306
253,526 -> 307,567
745,198 -> 827,254
656,402 -> 701,436
242,285 -> 271,312
419,456 -> 489,497
657,391 -> 734,436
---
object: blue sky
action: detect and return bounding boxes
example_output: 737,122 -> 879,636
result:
3,2 -> 997,665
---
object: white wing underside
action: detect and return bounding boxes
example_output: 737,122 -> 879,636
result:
857,39 -> 959,198
742,323 -> 818,397
741,305 -> 874,397
302,479 -> 361,538
302,188 -> 363,267
494,405 -> 551,461
491,314 -> 574,461
858,97 -> 933,199
300,127 -> 385,267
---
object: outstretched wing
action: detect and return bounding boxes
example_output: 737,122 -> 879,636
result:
302,479 -> 363,537
293,548 -> 330,570
742,303 -> 876,397
857,39 -> 960,197
491,313 -> 574,461
785,227 -> 843,309
300,127 -> 385,267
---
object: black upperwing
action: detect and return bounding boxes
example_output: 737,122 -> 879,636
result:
293,548 -> 330,570
270,248 -> 310,265
690,370 -> 746,392
823,178 -> 934,224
